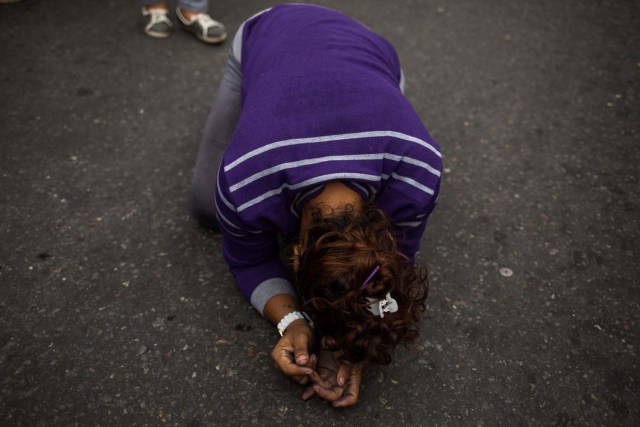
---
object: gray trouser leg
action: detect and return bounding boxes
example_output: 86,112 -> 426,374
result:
188,51 -> 242,228
140,0 -> 209,12
177,0 -> 209,13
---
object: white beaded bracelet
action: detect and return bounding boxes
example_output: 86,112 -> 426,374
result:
277,311 -> 314,336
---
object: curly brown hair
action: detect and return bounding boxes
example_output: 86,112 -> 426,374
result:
295,201 -> 429,365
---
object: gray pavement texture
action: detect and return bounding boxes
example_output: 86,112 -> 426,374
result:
1,0 -> 639,425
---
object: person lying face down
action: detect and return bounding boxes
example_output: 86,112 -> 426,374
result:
188,4 -> 442,407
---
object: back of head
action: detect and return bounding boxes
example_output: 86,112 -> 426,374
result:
295,202 -> 429,365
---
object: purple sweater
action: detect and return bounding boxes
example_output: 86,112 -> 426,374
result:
215,5 -> 442,314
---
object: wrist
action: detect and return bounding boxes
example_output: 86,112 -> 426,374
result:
263,294 -> 301,325
284,318 -> 312,335
277,311 -> 314,336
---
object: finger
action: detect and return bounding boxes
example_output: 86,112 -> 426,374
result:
291,374 -> 311,386
334,364 -> 362,408
301,385 -> 316,400
301,353 -> 317,370
308,353 -> 317,371
271,344 -> 293,365
336,363 -> 353,387
293,331 -> 310,365
309,370 -> 334,388
274,349 -> 313,377
333,389 -> 358,407
293,354 -> 317,385
333,382 -> 358,407
312,383 -> 344,402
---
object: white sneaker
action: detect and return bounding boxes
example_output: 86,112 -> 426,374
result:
141,7 -> 173,39
176,8 -> 227,44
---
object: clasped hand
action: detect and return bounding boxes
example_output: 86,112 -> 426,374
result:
271,320 -> 363,407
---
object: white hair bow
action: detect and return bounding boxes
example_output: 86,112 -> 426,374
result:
366,292 -> 398,318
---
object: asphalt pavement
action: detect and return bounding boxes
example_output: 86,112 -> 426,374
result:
1,0 -> 639,425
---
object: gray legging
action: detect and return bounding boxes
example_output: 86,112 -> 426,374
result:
188,9 -> 264,229
188,48 -> 242,229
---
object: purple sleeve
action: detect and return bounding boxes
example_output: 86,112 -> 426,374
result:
214,168 -> 297,315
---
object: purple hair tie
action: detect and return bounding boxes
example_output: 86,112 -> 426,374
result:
358,265 -> 380,291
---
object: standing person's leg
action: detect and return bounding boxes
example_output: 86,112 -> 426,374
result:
140,1 -> 173,39
176,0 -> 226,44
177,0 -> 207,12
188,51 -> 242,229
140,0 -> 169,7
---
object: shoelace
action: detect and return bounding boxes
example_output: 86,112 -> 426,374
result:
193,13 -> 221,29
147,9 -> 169,25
